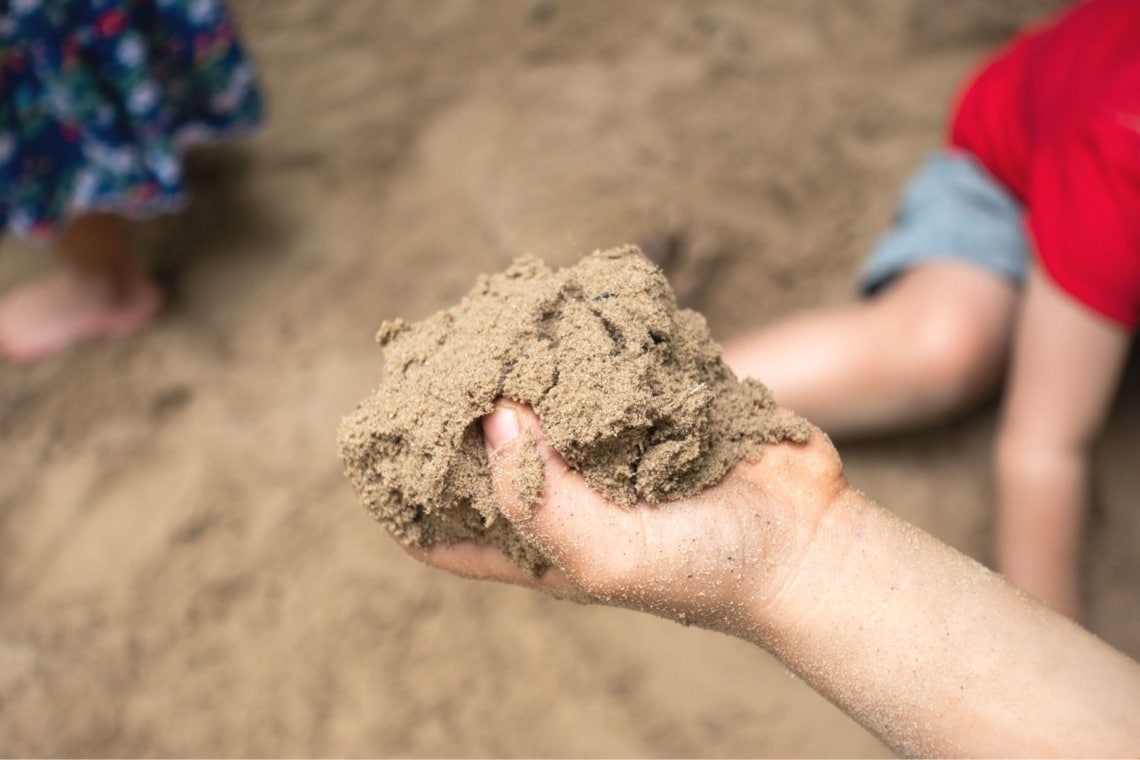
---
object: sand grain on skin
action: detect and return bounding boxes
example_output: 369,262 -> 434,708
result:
337,246 -> 809,572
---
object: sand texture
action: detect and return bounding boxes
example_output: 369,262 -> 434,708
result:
338,246 -> 809,571
9,2 -> 1139,757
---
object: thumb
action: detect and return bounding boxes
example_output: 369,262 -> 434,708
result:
482,399 -> 570,525
482,400 -> 634,581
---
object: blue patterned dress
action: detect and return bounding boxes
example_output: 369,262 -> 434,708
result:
0,0 -> 263,241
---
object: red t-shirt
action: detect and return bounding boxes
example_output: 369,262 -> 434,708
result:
949,0 -> 1140,328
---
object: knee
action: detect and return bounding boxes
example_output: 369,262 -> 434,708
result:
894,303 -> 1008,401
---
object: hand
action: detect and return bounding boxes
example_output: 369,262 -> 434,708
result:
407,400 -> 848,638
401,401 -> 1140,757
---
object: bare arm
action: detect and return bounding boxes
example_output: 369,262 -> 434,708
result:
995,266 -> 1131,617
413,401 -> 1140,757
761,477 -> 1140,757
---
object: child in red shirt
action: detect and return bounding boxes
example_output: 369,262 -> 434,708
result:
725,0 -> 1140,619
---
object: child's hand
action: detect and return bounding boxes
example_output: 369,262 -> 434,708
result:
406,400 -> 847,638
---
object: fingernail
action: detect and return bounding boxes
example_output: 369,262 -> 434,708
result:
483,407 -> 519,451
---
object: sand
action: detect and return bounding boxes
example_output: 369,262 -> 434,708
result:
5,1 -> 1139,757
337,246 -> 808,573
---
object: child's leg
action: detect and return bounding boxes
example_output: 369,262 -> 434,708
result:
0,213 -> 162,363
722,261 -> 1017,438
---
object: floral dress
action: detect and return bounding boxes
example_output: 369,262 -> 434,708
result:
0,0 -> 263,241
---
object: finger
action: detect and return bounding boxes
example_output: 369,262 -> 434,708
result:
482,400 -> 641,583
401,539 -> 526,581
405,539 -> 583,598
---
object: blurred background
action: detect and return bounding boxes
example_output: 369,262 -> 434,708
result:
2,0 -> 1137,755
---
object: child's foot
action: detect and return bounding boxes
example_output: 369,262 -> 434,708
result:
0,272 -> 163,363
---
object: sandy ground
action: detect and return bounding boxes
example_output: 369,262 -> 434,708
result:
2,1 -> 1137,756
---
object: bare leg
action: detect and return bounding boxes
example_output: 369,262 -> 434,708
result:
722,262 -> 1018,438
0,213 -> 163,363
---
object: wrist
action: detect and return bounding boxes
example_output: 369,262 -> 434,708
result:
711,431 -> 852,641
736,479 -> 861,644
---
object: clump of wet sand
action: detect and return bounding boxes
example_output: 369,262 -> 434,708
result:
337,245 -> 810,573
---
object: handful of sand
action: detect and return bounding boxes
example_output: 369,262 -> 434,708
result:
337,246 -> 809,573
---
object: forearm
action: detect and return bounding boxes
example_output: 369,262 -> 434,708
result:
992,266 -> 1129,617
742,486 -> 1140,758
458,404 -> 1140,755
994,432 -> 1088,604
996,435 -> 1087,522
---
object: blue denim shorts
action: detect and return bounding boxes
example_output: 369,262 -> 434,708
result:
860,150 -> 1031,294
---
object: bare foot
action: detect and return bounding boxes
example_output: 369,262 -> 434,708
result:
0,272 -> 163,363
